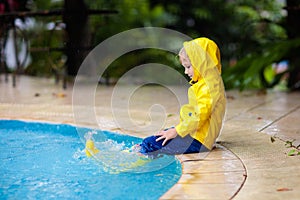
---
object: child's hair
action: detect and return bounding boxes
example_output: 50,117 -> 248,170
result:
178,47 -> 186,59
178,47 -> 191,64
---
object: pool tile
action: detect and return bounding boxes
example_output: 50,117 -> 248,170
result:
181,159 -> 244,174
161,183 -> 241,200
178,171 -> 246,184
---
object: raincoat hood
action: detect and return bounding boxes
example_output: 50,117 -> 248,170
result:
183,37 -> 221,84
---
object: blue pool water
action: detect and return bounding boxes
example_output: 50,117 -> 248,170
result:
0,120 -> 181,199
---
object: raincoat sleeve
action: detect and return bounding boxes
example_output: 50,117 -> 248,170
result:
175,81 -> 212,137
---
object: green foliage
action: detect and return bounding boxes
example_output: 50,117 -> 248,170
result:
85,0 -> 179,82
31,0 -> 63,10
287,149 -> 300,156
91,0 -> 288,86
24,0 -> 65,76
271,136 -> 300,156
223,38 -> 300,90
102,48 -> 183,85
285,139 -> 300,156
26,21 -> 65,76
23,0 -> 298,89
87,0 -> 175,43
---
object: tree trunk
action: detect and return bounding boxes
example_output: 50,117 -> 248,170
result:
63,0 -> 90,76
286,0 -> 300,90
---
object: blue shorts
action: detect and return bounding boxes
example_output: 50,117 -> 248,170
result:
139,134 -> 207,156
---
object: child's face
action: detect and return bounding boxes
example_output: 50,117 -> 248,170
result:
180,55 -> 194,80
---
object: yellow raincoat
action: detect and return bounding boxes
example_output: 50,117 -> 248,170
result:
175,38 -> 226,150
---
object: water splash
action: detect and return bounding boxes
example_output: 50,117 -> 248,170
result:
83,131 -> 176,174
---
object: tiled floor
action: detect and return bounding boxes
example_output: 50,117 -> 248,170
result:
1,75 -> 299,199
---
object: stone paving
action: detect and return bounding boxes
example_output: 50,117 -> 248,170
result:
1,75 -> 299,199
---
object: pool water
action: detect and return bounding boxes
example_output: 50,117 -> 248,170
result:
0,120 -> 181,199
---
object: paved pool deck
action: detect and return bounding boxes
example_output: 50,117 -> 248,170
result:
1,75 -> 299,199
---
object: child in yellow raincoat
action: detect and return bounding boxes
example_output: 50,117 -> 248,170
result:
136,37 -> 226,155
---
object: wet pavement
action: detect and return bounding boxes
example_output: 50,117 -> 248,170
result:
1,75 -> 299,199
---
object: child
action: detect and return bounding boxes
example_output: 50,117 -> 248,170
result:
135,37 -> 226,156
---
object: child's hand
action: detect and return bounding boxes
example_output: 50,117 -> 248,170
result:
155,128 -> 178,146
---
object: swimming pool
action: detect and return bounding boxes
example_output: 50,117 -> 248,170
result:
0,120 -> 181,199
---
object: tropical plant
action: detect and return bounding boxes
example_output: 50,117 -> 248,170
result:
223,38 -> 300,90
10,0 -> 300,90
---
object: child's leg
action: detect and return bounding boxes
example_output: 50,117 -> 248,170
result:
139,135 -> 206,155
139,135 -> 163,154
